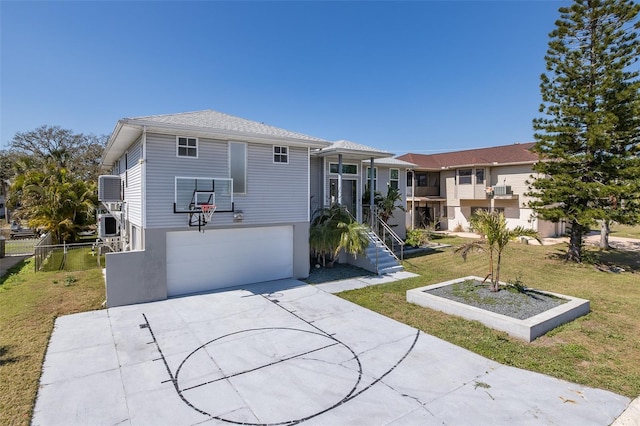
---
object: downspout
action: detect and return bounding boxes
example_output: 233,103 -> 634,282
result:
141,126 -> 147,249
307,147 -> 310,221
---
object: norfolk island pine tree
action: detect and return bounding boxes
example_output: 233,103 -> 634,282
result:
528,0 -> 640,262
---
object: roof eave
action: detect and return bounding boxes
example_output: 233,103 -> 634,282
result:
100,121 -> 143,170
100,118 -> 332,170
315,147 -> 394,159
411,159 -> 539,170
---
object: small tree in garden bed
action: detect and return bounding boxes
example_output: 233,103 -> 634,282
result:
309,204 -> 369,267
454,210 -> 541,292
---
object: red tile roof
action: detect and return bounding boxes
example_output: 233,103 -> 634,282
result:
397,143 -> 539,169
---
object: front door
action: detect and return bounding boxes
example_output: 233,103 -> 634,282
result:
330,179 -> 357,216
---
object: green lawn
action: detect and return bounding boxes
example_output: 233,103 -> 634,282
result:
610,223 -> 640,239
0,259 -> 105,426
39,247 -> 103,272
338,236 -> 640,398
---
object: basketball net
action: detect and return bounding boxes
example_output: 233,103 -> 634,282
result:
200,204 -> 217,222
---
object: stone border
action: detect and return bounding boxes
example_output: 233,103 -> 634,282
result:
406,276 -> 590,342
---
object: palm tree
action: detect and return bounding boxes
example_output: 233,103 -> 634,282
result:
455,210 -> 540,292
309,204 -> 369,267
376,185 -> 406,224
10,163 -> 97,243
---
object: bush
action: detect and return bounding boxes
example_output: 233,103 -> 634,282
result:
406,229 -> 429,247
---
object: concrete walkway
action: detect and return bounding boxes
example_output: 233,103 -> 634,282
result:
33,276 -> 632,425
0,254 -> 29,278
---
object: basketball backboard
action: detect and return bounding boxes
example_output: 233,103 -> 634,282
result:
174,177 -> 234,213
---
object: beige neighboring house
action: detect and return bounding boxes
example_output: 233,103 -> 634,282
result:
397,143 -> 567,238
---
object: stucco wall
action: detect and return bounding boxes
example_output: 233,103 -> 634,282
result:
105,228 -> 167,307
105,223 -> 309,308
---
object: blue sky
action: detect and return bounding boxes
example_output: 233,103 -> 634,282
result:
1,1 -> 562,154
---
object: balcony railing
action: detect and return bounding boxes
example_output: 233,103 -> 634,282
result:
490,185 -> 517,199
493,185 -> 511,196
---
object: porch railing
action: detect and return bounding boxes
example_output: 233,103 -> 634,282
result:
331,205 -> 404,270
373,210 -> 404,262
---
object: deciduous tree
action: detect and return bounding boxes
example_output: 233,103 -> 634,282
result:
5,125 -> 105,239
9,125 -> 106,181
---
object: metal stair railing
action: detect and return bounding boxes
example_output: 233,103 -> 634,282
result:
373,210 -> 404,262
343,205 -> 403,273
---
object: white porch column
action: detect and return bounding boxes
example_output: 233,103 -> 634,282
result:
337,154 -> 343,206
369,157 -> 375,227
409,169 -> 415,230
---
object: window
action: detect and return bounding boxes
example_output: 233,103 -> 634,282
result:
458,168 -> 472,185
475,168 -> 485,185
329,163 -> 358,174
124,152 -> 128,188
366,167 -> 377,191
406,171 -> 413,186
177,137 -> 198,158
414,172 -> 439,187
273,146 -> 288,163
229,142 -> 246,194
390,169 -> 399,190
429,172 -> 440,187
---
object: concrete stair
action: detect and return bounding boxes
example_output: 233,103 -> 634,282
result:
364,231 -> 403,275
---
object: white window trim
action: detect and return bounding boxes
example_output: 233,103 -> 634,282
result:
390,168 -> 399,189
273,145 -> 289,164
176,136 -> 198,158
229,141 -> 247,195
329,162 -> 359,175
366,166 -> 378,191
458,168 -> 472,185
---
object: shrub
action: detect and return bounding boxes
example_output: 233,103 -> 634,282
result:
406,229 -> 429,247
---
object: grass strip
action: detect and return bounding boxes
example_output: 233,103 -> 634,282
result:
0,258 -> 105,426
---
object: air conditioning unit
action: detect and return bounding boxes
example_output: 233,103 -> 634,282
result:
98,175 -> 122,202
98,214 -> 120,238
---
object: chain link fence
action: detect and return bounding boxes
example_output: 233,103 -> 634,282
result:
34,241 -> 104,272
5,235 -> 48,256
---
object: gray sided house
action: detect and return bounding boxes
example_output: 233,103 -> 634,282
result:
99,110 -> 413,307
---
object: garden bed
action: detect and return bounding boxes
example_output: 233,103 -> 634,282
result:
407,276 -> 590,342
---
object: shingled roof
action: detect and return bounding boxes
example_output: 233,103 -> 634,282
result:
127,110 -> 330,143
397,143 -> 539,169
316,139 -> 394,159
103,110 -> 332,168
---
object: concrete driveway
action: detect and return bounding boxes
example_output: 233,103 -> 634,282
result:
33,279 -> 629,425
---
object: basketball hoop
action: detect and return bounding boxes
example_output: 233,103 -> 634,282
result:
199,204 -> 217,222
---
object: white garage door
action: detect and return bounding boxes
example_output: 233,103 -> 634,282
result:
166,226 -> 294,297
